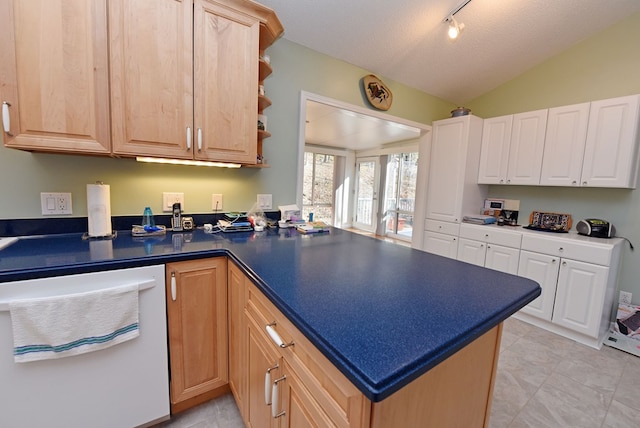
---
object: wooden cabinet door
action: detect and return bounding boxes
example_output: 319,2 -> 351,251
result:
274,360 -> 335,428
457,238 -> 486,267
0,0 -> 110,154
581,94 -> 640,188
109,0 -> 193,158
485,244 -> 520,275
228,261 -> 248,420
246,315 -> 281,428
517,250 -> 560,321
506,109 -> 548,185
166,258 -> 228,413
194,0 -> 259,164
423,232 -> 458,259
539,103 -> 590,187
477,115 -> 512,184
552,259 -> 608,338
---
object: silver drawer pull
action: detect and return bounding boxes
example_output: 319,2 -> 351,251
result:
2,102 -> 12,136
264,363 -> 279,405
266,323 -> 294,348
271,375 -> 287,418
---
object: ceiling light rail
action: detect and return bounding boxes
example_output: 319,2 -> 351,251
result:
443,0 -> 473,41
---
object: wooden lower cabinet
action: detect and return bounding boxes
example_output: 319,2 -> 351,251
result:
165,258 -> 229,414
228,260 -> 503,428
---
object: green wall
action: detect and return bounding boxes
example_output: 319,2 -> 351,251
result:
468,11 -> 640,299
0,39 -> 450,220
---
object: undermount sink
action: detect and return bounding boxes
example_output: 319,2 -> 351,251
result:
0,237 -> 18,251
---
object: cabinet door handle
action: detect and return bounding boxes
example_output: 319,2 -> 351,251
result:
197,127 -> 202,152
562,261 -> 567,266
186,126 -> 192,150
2,102 -> 12,136
264,363 -> 279,405
266,323 -> 294,348
583,181 -> 588,186
170,272 -> 177,301
271,375 -> 287,418
552,258 -> 557,263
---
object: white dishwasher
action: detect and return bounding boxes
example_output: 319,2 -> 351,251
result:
0,265 -> 170,428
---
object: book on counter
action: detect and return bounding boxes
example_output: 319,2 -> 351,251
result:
296,221 -> 330,234
462,214 -> 497,225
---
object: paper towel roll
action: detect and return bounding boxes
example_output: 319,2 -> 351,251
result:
87,183 -> 112,237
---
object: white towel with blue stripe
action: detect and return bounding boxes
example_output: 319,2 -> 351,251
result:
9,283 -> 139,363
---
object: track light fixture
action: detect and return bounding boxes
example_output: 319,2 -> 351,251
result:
443,0 -> 472,41
447,15 -> 464,40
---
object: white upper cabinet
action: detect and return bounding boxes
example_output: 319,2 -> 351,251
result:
539,103 -> 590,186
479,94 -> 640,189
425,115 -> 486,223
477,109 -> 548,185
506,109 -> 548,185
477,115 -> 512,184
581,94 -> 640,188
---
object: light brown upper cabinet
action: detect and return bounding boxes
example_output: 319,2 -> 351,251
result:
109,0 -> 263,164
0,0 -> 111,154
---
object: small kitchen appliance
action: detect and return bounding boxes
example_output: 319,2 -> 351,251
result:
576,219 -> 616,238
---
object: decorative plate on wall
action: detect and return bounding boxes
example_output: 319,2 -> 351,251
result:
362,74 -> 393,111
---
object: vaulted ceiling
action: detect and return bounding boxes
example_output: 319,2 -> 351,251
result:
259,0 -> 640,105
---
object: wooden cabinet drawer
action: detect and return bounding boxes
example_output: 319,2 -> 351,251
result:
520,234 -> 613,265
245,283 -> 370,428
459,223 -> 522,248
424,219 -> 460,236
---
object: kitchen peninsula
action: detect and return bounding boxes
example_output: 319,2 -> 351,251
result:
0,227 -> 540,427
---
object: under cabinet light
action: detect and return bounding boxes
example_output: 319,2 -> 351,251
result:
136,157 -> 242,168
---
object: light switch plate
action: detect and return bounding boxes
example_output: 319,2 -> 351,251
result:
162,192 -> 184,212
257,194 -> 272,210
40,192 -> 72,215
212,194 -> 223,211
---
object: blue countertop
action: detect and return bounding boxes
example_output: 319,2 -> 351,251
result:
0,227 -> 540,402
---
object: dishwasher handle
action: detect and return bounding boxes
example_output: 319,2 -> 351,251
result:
170,272 -> 176,301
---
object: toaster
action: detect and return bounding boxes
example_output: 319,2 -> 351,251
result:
576,219 -> 615,238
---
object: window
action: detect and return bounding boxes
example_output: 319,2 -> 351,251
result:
302,152 -> 335,223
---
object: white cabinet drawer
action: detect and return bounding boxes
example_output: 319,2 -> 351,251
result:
425,219 -> 460,236
459,223 -> 522,248
520,234 -> 613,265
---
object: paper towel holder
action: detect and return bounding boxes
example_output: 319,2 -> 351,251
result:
83,181 -> 117,240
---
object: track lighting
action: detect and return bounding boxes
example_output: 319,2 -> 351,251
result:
447,16 -> 464,40
443,0 -> 472,41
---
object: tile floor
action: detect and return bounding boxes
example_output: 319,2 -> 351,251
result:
157,317 -> 640,427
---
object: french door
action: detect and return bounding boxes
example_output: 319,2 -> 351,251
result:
353,157 -> 380,232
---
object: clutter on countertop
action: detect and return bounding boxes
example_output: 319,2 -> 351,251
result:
482,198 -> 520,226
462,215 -> 496,225
296,221 -> 330,234
524,211 -> 572,233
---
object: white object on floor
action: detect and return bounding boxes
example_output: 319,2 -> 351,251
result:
9,283 -> 139,362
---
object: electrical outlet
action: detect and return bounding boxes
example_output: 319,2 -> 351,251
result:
162,192 -> 184,212
41,192 -> 72,215
212,194 -> 223,211
620,291 -> 633,305
257,194 -> 272,210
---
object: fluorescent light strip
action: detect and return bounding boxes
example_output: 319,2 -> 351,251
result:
136,156 -> 242,168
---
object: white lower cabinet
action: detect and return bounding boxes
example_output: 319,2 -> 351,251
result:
515,234 -> 622,348
456,224 -> 521,274
552,259 -> 609,337
424,232 -> 458,259
517,250 -> 560,320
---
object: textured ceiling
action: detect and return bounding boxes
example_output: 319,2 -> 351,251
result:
258,0 -> 640,105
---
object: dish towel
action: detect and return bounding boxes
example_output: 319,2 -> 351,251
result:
9,283 -> 140,363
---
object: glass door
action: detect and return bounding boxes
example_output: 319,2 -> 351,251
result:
384,152 -> 418,240
353,157 -> 379,232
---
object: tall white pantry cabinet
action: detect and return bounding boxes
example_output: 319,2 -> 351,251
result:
422,115 -> 487,258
